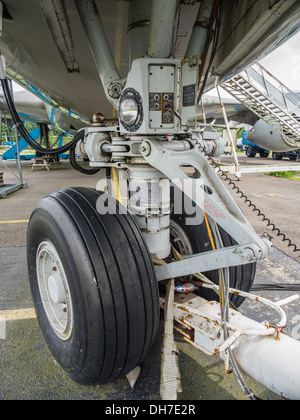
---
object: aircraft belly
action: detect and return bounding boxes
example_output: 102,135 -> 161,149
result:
0,0 -> 300,124
0,0 -> 129,122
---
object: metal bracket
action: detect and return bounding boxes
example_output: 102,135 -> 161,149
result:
141,138 -> 272,278
155,244 -> 262,282
162,290 -> 300,357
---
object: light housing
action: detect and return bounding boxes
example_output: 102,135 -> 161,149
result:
118,88 -> 143,132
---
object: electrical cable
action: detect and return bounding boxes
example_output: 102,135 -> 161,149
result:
209,217 -> 259,400
173,108 -> 296,398
0,58 -> 101,175
186,129 -> 300,398
69,144 -> 100,175
251,283 -> 300,292
189,11 -> 300,259
197,0 -> 222,105
0,58 -> 85,156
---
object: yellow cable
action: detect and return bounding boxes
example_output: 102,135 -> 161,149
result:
111,167 -> 123,205
203,211 -> 225,308
203,212 -> 216,251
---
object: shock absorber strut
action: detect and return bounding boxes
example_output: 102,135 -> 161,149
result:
128,166 -> 171,259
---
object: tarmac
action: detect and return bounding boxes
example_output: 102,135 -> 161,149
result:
0,155 -> 300,400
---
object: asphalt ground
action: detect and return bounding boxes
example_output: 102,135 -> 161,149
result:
0,155 -> 300,401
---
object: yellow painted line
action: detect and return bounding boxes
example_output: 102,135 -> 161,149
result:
0,308 -> 36,321
0,220 -> 29,224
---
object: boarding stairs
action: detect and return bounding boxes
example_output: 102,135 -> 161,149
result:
221,62 -> 300,147
2,126 -> 40,160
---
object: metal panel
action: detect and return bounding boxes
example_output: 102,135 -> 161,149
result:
147,0 -> 178,58
0,0 -> 300,120
39,0 -> 79,73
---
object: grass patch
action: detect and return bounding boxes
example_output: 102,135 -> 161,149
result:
266,171 -> 298,179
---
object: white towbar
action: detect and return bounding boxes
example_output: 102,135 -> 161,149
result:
162,291 -> 300,400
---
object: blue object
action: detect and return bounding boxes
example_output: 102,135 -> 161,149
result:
2,126 -> 41,160
242,130 -> 268,152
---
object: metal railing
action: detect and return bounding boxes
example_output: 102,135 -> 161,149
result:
244,63 -> 300,118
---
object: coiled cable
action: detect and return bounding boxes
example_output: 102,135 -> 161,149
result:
189,132 -> 300,258
209,156 -> 300,257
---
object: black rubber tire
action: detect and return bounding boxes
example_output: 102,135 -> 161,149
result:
246,148 -> 256,158
259,151 -> 269,158
170,188 -> 256,307
27,187 -> 159,385
272,152 -> 283,160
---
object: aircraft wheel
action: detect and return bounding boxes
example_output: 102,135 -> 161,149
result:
246,148 -> 256,158
272,152 -> 283,160
27,187 -> 159,385
259,151 -> 269,158
170,189 -> 256,308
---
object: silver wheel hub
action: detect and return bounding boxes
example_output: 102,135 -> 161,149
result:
36,241 -> 74,341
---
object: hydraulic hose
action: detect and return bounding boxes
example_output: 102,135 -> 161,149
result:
0,56 -> 84,155
69,145 -> 100,175
1,77 -> 83,154
0,55 -> 100,174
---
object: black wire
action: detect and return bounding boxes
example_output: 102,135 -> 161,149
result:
1,77 -> 83,155
251,283 -> 300,292
1,75 -> 102,175
69,144 -> 100,175
173,110 -> 189,130
197,0 -> 218,85
197,0 -> 222,105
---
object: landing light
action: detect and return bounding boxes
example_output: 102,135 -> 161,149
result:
119,88 -> 143,132
120,97 -> 138,126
